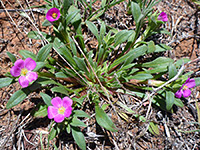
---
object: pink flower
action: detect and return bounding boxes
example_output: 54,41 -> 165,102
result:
10,58 -> 38,88
157,12 -> 168,22
47,97 -> 73,123
175,78 -> 196,98
46,8 -> 60,22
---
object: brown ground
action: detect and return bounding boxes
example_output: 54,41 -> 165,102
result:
0,0 -> 200,149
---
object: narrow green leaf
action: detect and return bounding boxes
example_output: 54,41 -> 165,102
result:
131,2 -> 143,25
73,56 -> 88,73
70,117 -> 87,127
0,77 -> 13,89
155,44 -> 171,52
51,86 -> 73,94
6,52 -> 16,63
86,20 -> 100,43
147,41 -> 156,53
166,91 -> 175,111
33,104 -> 48,117
194,77 -> 200,86
109,45 -> 147,70
114,30 -> 134,47
33,62 -> 46,71
95,105 -> 118,132
142,57 -> 174,68
19,50 -> 36,60
42,19 -> 52,26
127,73 -> 153,80
6,89 -> 30,109
66,10 -> 80,26
63,0 -> 73,15
40,92 -> 52,106
149,122 -> 159,135
28,31 -> 48,40
36,43 -> 52,62
53,38 -> 76,66
73,110 -> 90,118
72,127 -> 86,150
174,98 -> 184,107
49,127 -> 57,140
168,63 -> 177,79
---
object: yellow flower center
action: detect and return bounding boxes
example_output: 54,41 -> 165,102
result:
183,85 -> 188,90
52,13 -> 57,19
58,106 -> 66,114
21,68 -> 28,76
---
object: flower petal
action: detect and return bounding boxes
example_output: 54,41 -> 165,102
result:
158,12 -> 168,22
63,96 -> 73,107
18,76 -> 29,88
14,59 -> 25,69
47,106 -> 58,119
26,72 -> 38,82
10,66 -> 21,77
182,89 -> 191,98
51,97 -> 63,108
46,8 -> 60,22
64,106 -> 72,118
54,114 -> 65,123
25,58 -> 37,71
175,89 -> 182,98
185,78 -> 196,88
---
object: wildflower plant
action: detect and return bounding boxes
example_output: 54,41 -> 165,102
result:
1,0 -> 200,149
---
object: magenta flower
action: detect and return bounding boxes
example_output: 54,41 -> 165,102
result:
47,97 -> 73,123
175,78 -> 196,98
157,12 -> 168,22
46,8 -> 60,22
10,58 -> 38,88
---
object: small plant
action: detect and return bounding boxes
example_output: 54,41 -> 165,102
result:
1,0 -> 200,149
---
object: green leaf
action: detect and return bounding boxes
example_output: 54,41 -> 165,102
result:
33,62 -> 46,71
147,41 -> 156,53
6,52 -> 16,63
73,110 -> 90,118
42,19 -> 52,27
114,30 -> 134,47
155,44 -> 171,52
36,43 -> 52,62
49,126 -> 57,140
73,56 -> 88,73
142,57 -> 174,68
131,2 -> 143,26
33,104 -> 48,117
53,38 -> 76,66
19,50 -> 36,60
40,92 -> 52,106
28,31 -> 48,40
51,86 -> 73,94
127,73 -> 153,80
0,77 -> 13,89
72,127 -> 86,150
175,58 -> 190,67
36,77 -> 58,86
109,45 -> 147,70
86,20 -> 100,43
174,98 -> 184,107
63,0 -> 73,15
194,77 -> 200,86
148,122 -> 159,135
6,89 -> 31,109
66,10 -> 80,26
95,105 -> 118,132
70,117 -> 87,127
168,63 -> 177,79
166,91 -> 175,111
